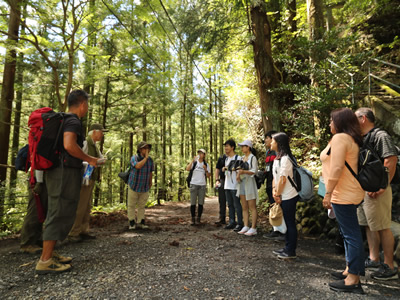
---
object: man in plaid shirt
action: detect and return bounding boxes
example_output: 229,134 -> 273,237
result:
128,141 -> 154,229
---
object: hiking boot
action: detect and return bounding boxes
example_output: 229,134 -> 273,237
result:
233,225 -> 243,232
215,219 -> 226,225
35,258 -> 71,275
329,280 -> 364,294
52,252 -> 72,264
196,217 -> 201,224
365,257 -> 381,271
278,251 -> 297,259
80,233 -> 96,240
129,220 -> 136,230
191,217 -> 196,226
371,264 -> 399,281
264,231 -> 285,241
140,220 -> 149,229
20,245 -> 42,254
225,223 -> 236,229
67,235 -> 82,243
272,248 -> 286,255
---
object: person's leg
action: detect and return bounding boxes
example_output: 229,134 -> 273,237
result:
225,190 -> 236,226
380,228 -> 395,269
240,195 -> 249,227
248,199 -> 257,229
190,185 -> 198,224
81,180 -> 95,234
197,185 -> 206,222
127,188 -> 137,227
69,182 -> 92,237
266,186 -> 274,204
365,227 -> 381,262
332,203 -> 364,284
280,197 -> 298,255
217,181 -> 226,222
137,192 -> 149,225
40,240 -> 57,261
20,183 -> 43,250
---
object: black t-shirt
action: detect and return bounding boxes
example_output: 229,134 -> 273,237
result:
62,113 -> 84,168
216,155 -> 227,180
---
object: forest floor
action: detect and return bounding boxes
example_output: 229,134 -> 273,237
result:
1,196 -> 400,299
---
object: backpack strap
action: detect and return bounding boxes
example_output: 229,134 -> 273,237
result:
327,146 -> 358,180
286,156 -> 300,191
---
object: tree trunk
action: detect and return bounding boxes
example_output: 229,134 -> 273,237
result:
288,0 -> 297,33
250,3 -> 280,133
209,70 -> 214,186
218,87 -> 224,155
0,0 -> 21,219
142,106 -> 147,141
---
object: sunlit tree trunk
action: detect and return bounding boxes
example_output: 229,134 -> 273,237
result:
250,2 -> 281,133
0,0 -> 21,219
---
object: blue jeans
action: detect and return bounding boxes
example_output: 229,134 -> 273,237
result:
225,189 -> 243,226
332,203 -> 365,275
281,196 -> 299,255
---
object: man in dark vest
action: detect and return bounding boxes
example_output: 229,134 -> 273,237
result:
68,124 -> 107,242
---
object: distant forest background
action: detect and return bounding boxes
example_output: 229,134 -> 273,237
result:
0,0 -> 399,234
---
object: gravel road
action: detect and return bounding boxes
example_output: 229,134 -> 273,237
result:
1,196 -> 399,299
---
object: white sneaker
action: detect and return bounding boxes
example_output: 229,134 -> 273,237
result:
238,226 -> 250,234
245,228 -> 257,236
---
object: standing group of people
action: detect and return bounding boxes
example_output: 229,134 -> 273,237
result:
17,91 -> 398,295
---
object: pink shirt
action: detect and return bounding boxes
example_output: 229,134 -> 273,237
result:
320,133 -> 364,205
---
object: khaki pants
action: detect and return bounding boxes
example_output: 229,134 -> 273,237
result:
69,179 -> 95,237
127,189 -> 149,223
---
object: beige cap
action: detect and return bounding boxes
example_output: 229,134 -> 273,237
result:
197,149 -> 206,154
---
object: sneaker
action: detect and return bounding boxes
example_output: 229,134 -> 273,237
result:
20,245 -> 42,254
329,279 -> 364,294
365,257 -> 381,270
238,226 -> 250,234
35,258 -> 71,275
278,251 -> 297,259
233,225 -> 243,232
371,264 -> 399,281
215,219 -> 226,225
264,231 -> 285,241
244,228 -> 257,236
272,248 -> 286,255
80,233 -> 96,240
129,220 -> 136,230
225,223 -> 236,229
330,271 -> 347,280
52,252 -> 72,264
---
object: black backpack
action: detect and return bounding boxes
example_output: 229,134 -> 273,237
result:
328,131 -> 388,192
186,161 -> 208,188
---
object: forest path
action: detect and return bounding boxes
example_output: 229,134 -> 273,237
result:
1,196 -> 400,299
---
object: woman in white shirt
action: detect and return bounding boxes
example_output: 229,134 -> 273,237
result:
271,132 -> 299,259
236,140 -> 259,236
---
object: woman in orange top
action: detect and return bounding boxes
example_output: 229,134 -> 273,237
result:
320,108 -> 365,294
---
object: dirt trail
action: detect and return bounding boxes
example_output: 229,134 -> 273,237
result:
1,196 -> 399,299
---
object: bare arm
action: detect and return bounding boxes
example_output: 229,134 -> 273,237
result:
64,132 -> 98,166
215,168 -> 220,181
135,149 -> 150,169
272,176 -> 287,204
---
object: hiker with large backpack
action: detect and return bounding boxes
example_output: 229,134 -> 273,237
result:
35,90 -> 101,275
235,140 -> 259,236
270,133 -> 299,259
355,107 -> 399,281
320,108 -> 366,294
186,149 -> 211,225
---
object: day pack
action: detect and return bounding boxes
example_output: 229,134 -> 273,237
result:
186,161 -> 208,188
343,129 -> 388,192
15,144 -> 30,171
392,145 -> 400,185
287,157 -> 314,201
27,107 -> 66,186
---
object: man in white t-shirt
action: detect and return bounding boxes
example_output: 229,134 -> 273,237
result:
186,149 -> 211,225
221,139 -> 243,232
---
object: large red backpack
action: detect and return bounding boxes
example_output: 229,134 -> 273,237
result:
27,107 -> 66,221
